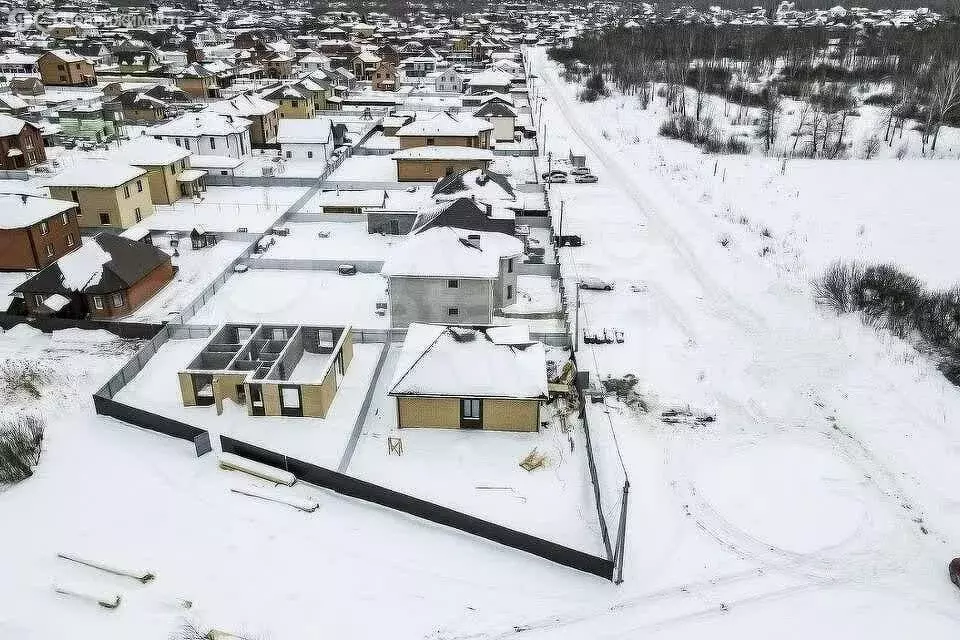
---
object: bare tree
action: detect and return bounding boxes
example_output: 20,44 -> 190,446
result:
930,60 -> 960,152
755,87 -> 781,154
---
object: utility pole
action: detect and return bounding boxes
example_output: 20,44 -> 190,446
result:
558,199 -> 564,240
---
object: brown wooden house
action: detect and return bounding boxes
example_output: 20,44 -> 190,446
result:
37,50 -> 96,87
0,115 -> 46,169
0,194 -> 81,271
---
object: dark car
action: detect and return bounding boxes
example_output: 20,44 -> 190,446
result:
950,557 -> 960,589
555,234 -> 583,247
541,170 -> 568,180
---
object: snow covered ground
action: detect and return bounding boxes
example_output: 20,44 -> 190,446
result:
349,347 -> 604,554
254,220 -> 400,262
143,186 -> 307,234
502,47 -> 960,637
328,155 -> 400,182
187,269 -> 389,328
122,236 -> 251,323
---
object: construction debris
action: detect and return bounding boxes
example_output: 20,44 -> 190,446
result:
57,552 -> 155,584
519,448 -> 547,472
53,584 -> 121,609
230,486 -> 319,513
661,406 -> 716,427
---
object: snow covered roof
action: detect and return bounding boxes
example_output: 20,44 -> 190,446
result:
110,136 -> 190,166
0,194 -> 76,229
0,114 -> 31,137
147,112 -> 251,137
382,226 -> 521,278
467,70 -> 514,86
474,100 -> 517,118
277,118 -> 333,144
393,146 -> 494,161
45,160 -> 146,188
395,111 -> 493,137
312,189 -> 386,208
389,322 -> 548,399
206,94 -> 278,117
433,168 -> 516,202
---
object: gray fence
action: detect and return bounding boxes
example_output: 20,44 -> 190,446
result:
249,257 -> 385,273
493,148 -> 538,157
518,262 -> 561,278
0,313 -> 163,339
204,175 -> 320,188
220,435 -> 615,580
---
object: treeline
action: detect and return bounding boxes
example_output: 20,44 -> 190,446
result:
550,23 -> 960,155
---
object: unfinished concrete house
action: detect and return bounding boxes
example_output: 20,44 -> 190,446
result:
178,323 -> 354,418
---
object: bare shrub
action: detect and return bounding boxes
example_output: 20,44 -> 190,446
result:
0,359 -> 56,399
0,413 -> 45,484
814,261 -> 864,314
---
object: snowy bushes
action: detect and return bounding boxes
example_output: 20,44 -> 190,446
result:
816,262 -> 960,382
578,72 -> 610,102
0,413 -> 45,484
658,115 -> 748,154
0,358 -> 56,399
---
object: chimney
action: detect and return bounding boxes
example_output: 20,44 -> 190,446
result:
20,194 -> 28,204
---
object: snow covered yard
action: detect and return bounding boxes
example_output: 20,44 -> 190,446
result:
348,347 -> 605,555
143,186 -> 308,234
502,275 -> 561,315
469,48 -> 960,637
187,269 -> 389,328
114,338 -> 384,468
122,235 -> 251,323
328,155 -> 400,182
256,220 -> 400,263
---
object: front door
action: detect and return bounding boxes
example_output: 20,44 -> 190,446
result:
249,384 -> 265,416
460,398 -> 482,429
280,385 -> 303,417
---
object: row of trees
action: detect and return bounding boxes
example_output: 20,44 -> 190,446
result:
551,23 -> 960,156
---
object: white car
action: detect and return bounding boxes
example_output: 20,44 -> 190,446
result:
579,277 -> 614,291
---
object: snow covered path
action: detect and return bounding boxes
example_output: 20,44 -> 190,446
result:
505,47 -> 960,638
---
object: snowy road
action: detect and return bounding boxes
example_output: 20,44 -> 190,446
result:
506,47 -> 960,638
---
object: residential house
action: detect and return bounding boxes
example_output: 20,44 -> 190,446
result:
0,94 -> 30,117
175,62 -> 220,98
15,233 -> 175,319
106,90 -> 171,123
263,52 -> 294,78
260,83 -> 315,119
45,160 -> 154,230
0,115 -> 46,169
113,43 -> 165,75
147,111 -> 252,159
37,50 -> 96,87
392,146 -> 494,181
399,55 -> 440,78
110,137 -> 204,204
414,195 -> 515,236
277,118 -> 334,162
389,323 -> 547,431
177,323 -> 354,419
10,77 -> 44,96
466,69 -> 513,94
431,67 -> 463,93
0,52 -> 39,76
0,194 -> 80,271
57,105 -> 121,142
395,111 -> 493,149
474,100 -> 518,143
298,52 -> 332,72
206,94 -> 279,145
371,61 -> 400,91
382,225 -> 522,326
351,51 -> 382,80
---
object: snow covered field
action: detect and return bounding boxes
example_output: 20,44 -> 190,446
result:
507,47 -> 960,637
143,186 -> 307,234
254,220 -> 400,262
349,347 -> 604,554
188,269 -> 389,328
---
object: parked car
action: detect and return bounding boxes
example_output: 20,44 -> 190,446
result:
950,557 -> 960,589
579,277 -> 614,291
545,174 -> 567,184
541,170 -> 567,179
338,264 -> 358,276
555,234 -> 583,247
570,167 -> 592,176
575,174 -> 599,183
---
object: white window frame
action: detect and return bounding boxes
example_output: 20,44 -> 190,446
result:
111,292 -> 123,307
93,296 -> 104,310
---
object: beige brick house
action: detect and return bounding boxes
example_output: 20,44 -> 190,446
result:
45,160 -> 154,230
111,137 -> 204,205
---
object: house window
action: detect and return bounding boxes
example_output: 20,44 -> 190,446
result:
506,284 -> 513,300
59,75 -> 66,82
39,221 -> 48,235
33,294 -> 44,307
170,163 -> 175,172
448,307 -> 459,316
307,151 -> 313,159
45,243 -> 54,257
507,258 -> 514,273
174,138 -> 181,147
460,398 -> 481,420
61,212 -> 69,225
123,185 -> 130,198
66,233 -> 75,247
93,296 -> 104,310
70,190 -> 79,202
271,328 -> 286,340
137,180 -> 143,193
135,207 -> 142,222
426,137 -> 435,145
447,279 -> 459,288
99,212 -> 110,225
111,293 -> 123,307
210,138 -> 216,150
184,139 -> 191,150
180,160 -> 185,170
290,100 -> 298,108
285,151 -> 292,159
